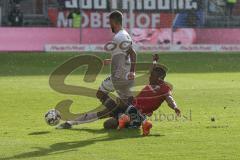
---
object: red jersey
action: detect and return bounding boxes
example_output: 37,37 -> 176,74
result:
133,81 -> 172,115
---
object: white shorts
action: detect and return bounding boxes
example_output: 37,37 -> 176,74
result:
99,76 -> 134,100
99,76 -> 115,93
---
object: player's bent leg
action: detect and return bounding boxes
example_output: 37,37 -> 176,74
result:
96,89 -> 120,112
96,76 -> 120,111
125,105 -> 152,135
56,112 -> 98,129
56,110 -> 109,129
113,79 -> 135,117
126,105 -> 146,126
97,107 -> 123,120
103,118 -> 119,129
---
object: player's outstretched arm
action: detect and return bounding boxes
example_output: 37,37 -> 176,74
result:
165,95 -> 181,116
152,54 -> 159,67
150,54 -> 160,72
151,54 -> 159,71
127,47 -> 136,80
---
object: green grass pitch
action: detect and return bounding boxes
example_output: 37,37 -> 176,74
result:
0,53 -> 240,160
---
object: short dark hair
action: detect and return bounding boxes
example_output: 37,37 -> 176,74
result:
109,10 -> 123,25
152,65 -> 167,80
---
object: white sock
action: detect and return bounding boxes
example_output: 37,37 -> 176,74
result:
67,112 -> 98,125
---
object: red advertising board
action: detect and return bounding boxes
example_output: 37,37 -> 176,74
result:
48,0 -> 200,28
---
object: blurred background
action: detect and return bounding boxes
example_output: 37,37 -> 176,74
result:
0,0 -> 240,52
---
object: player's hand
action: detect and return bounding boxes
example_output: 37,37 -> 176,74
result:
152,54 -> 159,62
174,108 -> 181,117
103,59 -> 111,65
127,72 -> 135,80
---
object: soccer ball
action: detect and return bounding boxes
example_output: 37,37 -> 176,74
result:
45,109 -> 61,126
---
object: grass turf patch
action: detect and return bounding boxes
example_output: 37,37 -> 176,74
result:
0,52 -> 240,160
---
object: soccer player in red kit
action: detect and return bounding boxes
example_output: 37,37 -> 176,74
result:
115,54 -> 181,135
134,72 -> 176,116
137,69 -> 180,116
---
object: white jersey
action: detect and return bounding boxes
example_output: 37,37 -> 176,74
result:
112,29 -> 132,56
111,29 -> 133,80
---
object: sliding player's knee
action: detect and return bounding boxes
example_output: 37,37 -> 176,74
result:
96,90 -> 105,101
96,90 -> 110,104
103,118 -> 118,129
96,90 -> 117,110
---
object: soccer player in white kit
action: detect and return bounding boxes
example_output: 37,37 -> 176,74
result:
98,11 -> 136,100
95,10 -> 137,127
57,11 -> 141,130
